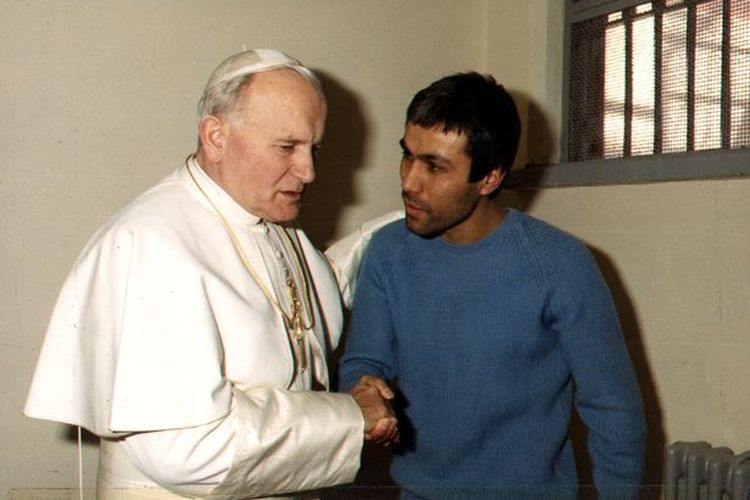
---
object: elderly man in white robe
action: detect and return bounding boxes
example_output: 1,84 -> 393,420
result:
24,49 -> 400,499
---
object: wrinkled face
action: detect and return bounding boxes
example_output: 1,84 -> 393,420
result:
400,123 -> 484,242
217,69 -> 326,222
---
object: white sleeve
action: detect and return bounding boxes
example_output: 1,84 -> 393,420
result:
120,410 -> 234,496
324,210 -> 403,308
121,387 -> 364,498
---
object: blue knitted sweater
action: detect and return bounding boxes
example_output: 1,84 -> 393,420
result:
337,209 -> 645,499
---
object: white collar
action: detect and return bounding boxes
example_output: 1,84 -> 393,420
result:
181,156 -> 267,232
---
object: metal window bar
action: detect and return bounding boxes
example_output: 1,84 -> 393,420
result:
687,0 -> 697,152
624,8 -> 634,157
655,3 -> 665,153
721,0 -> 731,149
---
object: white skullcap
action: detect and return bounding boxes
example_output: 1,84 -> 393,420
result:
205,49 -> 309,90
197,49 -> 319,117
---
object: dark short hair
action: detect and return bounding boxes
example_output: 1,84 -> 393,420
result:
406,72 -> 521,187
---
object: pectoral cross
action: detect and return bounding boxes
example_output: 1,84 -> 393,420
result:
285,270 -> 307,371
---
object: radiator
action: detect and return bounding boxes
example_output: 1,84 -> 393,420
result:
666,441 -> 750,500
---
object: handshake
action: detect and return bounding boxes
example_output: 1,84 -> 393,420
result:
347,375 -> 400,445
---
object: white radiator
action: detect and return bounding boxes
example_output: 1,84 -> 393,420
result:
666,441 -> 750,500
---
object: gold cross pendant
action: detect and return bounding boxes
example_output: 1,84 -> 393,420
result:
292,314 -> 307,371
286,271 -> 307,372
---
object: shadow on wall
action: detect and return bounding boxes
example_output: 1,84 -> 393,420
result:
524,97 -> 558,168
64,425 -> 99,445
298,70 -> 370,248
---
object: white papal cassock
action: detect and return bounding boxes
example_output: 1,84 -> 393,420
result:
24,160 -> 400,499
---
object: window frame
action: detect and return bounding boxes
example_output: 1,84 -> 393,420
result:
506,0 -> 750,188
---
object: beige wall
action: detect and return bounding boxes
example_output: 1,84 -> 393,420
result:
2,0 -> 749,495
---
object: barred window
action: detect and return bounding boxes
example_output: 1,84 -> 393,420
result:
568,0 -> 750,162
512,0 -> 750,187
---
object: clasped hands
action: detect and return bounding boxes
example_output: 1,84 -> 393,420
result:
348,375 -> 399,445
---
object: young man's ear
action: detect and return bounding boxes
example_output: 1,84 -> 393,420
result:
479,167 -> 506,196
198,115 -> 228,164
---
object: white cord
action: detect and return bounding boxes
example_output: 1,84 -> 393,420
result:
77,426 -> 84,500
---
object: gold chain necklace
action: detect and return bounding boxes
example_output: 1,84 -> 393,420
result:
185,157 -> 314,371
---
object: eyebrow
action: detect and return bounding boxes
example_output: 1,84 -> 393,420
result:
278,136 -> 327,147
399,138 -> 450,165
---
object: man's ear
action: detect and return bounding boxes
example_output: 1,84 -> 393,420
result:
479,167 -> 506,196
198,115 -> 227,164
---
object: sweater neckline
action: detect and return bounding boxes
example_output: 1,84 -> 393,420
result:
432,208 -> 518,254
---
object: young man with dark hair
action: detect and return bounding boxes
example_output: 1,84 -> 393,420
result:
338,72 -> 645,499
